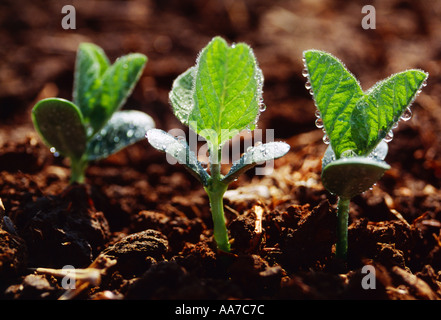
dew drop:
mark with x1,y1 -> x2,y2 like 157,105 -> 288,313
384,130 -> 394,143
315,118 -> 324,129
422,80 -> 427,87
126,129 -> 134,138
315,109 -> 321,118
246,146 -> 253,153
341,149 -> 356,158
259,104 -> 267,112
392,122 -> 399,129
302,68 -> 309,77
305,81 -> 311,90
322,135 -> 330,144
401,107 -> 412,121
309,89 -> 314,95
113,136 -> 120,143
50,147 -> 60,157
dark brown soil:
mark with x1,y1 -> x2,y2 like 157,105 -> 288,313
1,0 -> 441,301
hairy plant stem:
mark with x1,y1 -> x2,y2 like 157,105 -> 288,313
70,157 -> 88,184
206,145 -> 230,252
336,197 -> 350,260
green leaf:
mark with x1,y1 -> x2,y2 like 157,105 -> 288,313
146,129 -> 210,186
73,43 -> 110,120
321,157 -> 390,199
169,67 -> 196,126
321,139 -> 390,199
303,50 -> 364,158
351,70 -> 428,155
86,110 -> 155,161
170,36 -> 264,148
303,50 -> 428,158
88,53 -> 148,134
221,141 -> 290,185
32,98 -> 87,160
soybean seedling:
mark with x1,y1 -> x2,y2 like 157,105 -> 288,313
147,37 -> 290,252
32,43 -> 154,184
302,50 -> 428,260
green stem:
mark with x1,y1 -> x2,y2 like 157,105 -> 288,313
335,197 -> 350,260
70,157 -> 88,184
206,145 -> 230,252
207,184 -> 229,252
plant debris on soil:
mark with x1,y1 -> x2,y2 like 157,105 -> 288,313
1,0 -> 441,301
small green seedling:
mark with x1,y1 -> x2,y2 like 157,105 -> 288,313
302,49 -> 428,260
32,43 -> 154,183
147,37 -> 290,252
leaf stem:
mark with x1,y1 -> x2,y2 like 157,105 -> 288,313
70,157 -> 88,184
206,145 -> 230,252
335,197 -> 351,260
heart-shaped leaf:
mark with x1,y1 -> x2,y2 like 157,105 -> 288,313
72,44 -> 147,136
73,43 -> 110,121
87,53 -> 147,135
169,66 -> 195,126
32,98 -> 87,160
86,110 -> 155,161
303,50 -> 363,158
351,70 -> 428,155
303,50 -> 428,158
222,141 -> 290,185
170,37 -> 264,148
146,129 -> 210,186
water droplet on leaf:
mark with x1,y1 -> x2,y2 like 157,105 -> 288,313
341,149 -> 356,158
401,107 -> 412,121
305,81 -> 311,90
302,68 -> 309,77
322,135 -> 330,144
384,130 -> 394,143
315,118 -> 324,129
